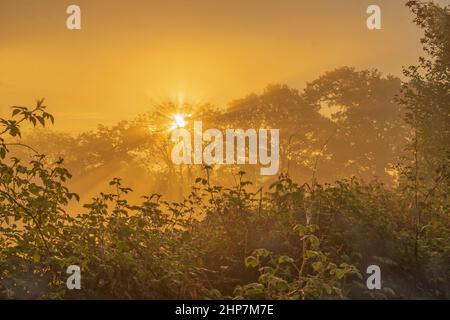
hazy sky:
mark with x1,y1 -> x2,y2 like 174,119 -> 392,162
0,0 -> 446,131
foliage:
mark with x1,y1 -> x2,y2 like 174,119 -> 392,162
0,109 -> 448,299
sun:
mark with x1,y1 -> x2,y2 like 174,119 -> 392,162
169,113 -> 191,131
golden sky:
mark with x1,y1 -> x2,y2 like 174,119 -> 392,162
0,0 -> 445,132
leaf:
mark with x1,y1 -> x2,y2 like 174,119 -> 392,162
312,261 -> 322,271
324,284 -> 333,295
294,224 -> 307,236
277,255 -> 294,264
334,269 -> 345,279
208,289 -> 222,298
253,248 -> 270,258
269,276 -> 288,291
242,283 -> 264,297
36,116 -> 45,126
308,235 -> 320,248
245,256 -> 259,268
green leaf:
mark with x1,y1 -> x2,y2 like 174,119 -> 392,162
208,289 -> 222,298
308,235 -> 320,248
268,276 -> 288,291
253,248 -> 270,258
294,224 -> 307,236
334,269 -> 345,279
277,255 -> 294,264
245,256 -> 259,268
312,261 -> 322,271
242,283 -> 264,297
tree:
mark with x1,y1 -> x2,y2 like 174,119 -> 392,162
396,0 -> 450,279
303,67 -> 406,183
400,0 -> 449,186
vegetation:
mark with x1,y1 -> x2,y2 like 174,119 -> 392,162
0,0 -> 448,299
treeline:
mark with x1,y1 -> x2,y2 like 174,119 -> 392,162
15,67 -> 406,201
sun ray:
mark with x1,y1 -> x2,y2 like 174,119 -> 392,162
169,113 -> 190,131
